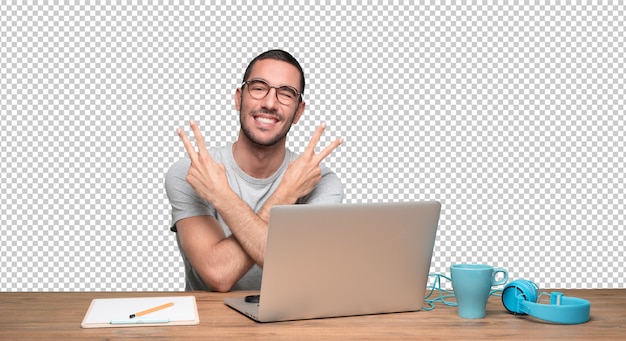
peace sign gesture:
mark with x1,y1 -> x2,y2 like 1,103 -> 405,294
177,119 -> 231,203
278,122 -> 343,200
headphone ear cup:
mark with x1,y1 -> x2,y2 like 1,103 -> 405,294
501,279 -> 539,314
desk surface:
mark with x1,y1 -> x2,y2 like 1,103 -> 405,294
1,289 -> 624,340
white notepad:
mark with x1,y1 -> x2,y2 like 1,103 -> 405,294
81,296 -> 199,328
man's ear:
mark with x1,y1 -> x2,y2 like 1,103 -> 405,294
234,87 -> 243,111
292,100 -> 306,124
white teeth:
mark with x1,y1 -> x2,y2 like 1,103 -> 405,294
256,117 -> 276,124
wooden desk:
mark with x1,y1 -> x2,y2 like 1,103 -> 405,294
1,289 -> 624,340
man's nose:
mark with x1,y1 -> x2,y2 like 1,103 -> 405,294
261,87 -> 280,109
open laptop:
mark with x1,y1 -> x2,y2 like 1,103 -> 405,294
224,201 -> 441,322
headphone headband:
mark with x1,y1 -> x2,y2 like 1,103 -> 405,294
501,280 -> 590,324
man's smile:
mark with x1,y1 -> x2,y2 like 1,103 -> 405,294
252,111 -> 282,128
254,116 -> 279,125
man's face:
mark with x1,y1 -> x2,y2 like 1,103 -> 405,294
235,59 -> 305,147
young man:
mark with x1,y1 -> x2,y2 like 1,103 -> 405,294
165,50 -> 344,292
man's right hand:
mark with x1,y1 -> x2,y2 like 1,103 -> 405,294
277,122 -> 343,201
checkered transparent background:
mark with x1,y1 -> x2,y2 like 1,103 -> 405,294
1,3 -> 624,291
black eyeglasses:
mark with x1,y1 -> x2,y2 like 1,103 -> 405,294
242,79 -> 302,105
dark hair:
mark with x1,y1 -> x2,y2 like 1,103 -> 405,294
242,49 -> 305,95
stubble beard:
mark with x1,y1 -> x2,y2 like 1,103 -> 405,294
240,109 -> 296,147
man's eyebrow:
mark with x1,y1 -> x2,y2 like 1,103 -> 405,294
249,77 -> 299,90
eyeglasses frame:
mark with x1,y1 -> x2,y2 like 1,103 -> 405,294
241,78 -> 302,105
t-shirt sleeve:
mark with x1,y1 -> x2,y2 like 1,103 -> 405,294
164,157 -> 216,231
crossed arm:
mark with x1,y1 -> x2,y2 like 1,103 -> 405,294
174,120 -> 342,292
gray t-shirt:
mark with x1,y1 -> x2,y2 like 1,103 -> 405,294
165,142 -> 344,291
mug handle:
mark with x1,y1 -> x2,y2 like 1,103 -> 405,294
492,268 -> 509,286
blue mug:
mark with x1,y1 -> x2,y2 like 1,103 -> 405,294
451,264 -> 508,319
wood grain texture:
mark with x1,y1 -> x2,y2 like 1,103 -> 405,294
1,289 -> 624,340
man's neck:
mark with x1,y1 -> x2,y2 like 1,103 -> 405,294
232,137 -> 286,179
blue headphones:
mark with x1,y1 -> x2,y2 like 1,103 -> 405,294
501,279 -> 591,324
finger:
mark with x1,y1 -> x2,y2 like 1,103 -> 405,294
177,127 -> 198,163
315,137 -> 343,163
304,122 -> 327,154
189,119 -> 210,158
